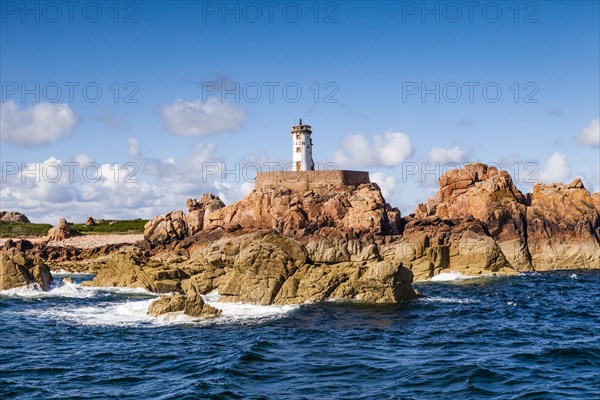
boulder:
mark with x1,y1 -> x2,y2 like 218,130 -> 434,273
143,210 -> 188,245
0,211 -> 30,223
1,248 -> 53,290
47,218 -> 80,241
148,284 -> 221,318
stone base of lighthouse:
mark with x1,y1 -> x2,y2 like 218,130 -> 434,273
255,170 -> 370,192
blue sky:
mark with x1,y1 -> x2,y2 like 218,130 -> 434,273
1,1 -> 599,223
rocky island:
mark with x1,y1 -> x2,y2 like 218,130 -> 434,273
2,162 -> 598,319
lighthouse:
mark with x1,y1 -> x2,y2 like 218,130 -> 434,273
291,118 -> 314,171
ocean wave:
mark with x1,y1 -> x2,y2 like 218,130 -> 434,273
0,280 -> 157,299
430,271 -> 477,282
24,299 -> 164,327
203,292 -> 299,325
51,269 -> 95,277
419,296 -> 480,304
8,290 -> 299,327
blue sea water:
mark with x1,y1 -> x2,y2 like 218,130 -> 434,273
1,270 -> 599,399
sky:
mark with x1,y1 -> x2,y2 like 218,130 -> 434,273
1,0 -> 599,223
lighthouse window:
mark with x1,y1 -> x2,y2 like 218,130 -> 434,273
296,134 -> 300,140
296,147 -> 301,153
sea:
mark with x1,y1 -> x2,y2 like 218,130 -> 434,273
1,270 -> 599,399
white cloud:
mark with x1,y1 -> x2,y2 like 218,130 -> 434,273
160,98 -> 246,137
370,171 -> 397,199
73,153 -> 94,166
333,131 -> 413,168
539,152 -> 571,183
577,119 -> 599,148
128,137 -> 140,157
428,145 -> 473,163
0,101 -> 79,146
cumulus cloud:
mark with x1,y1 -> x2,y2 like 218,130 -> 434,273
0,101 -> 79,146
333,131 -> 413,168
3,135 -> 268,223
370,171 -> 398,199
577,119 -> 599,148
539,152 -> 571,183
73,153 -> 94,166
160,98 -> 246,136
428,145 -> 473,164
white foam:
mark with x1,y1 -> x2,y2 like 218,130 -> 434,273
0,280 -> 155,299
203,292 -> 299,324
25,299 -> 162,327
420,296 -> 479,304
430,271 -> 476,282
570,273 -> 578,280
51,269 -> 94,277
10,290 -> 299,327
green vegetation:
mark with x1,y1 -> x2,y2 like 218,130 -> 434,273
0,219 -> 148,237
0,223 -> 52,237
72,219 -> 148,234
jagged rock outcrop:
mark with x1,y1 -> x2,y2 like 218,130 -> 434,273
143,184 -> 401,266
181,231 -> 415,305
1,249 -> 53,290
81,231 -> 416,305
526,178 -> 600,270
414,163 -> 600,272
47,218 -> 80,241
415,163 -> 531,270
0,211 -> 30,223
203,183 -> 401,238
143,193 -> 225,246
81,247 -> 189,293
186,193 -> 226,236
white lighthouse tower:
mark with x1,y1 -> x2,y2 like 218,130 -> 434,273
291,118 -> 314,171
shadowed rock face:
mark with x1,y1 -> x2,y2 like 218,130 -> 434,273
182,232 -> 415,305
0,249 -> 53,290
381,216 -> 515,281
85,233 -> 417,308
414,164 -> 600,272
81,246 -> 189,293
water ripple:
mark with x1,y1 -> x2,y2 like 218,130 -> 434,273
1,270 -> 599,399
